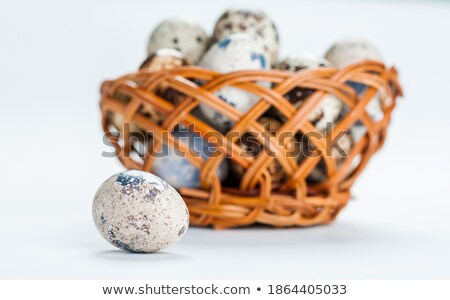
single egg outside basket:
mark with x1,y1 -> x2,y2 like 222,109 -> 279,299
99,59 -> 402,229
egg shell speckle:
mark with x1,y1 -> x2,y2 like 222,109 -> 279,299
147,19 -> 208,64
92,170 -> 189,253
213,9 -> 279,64
199,33 -> 269,131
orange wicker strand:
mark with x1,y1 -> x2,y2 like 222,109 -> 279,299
99,61 -> 402,229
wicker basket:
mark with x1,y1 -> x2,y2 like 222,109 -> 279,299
99,61 -> 402,229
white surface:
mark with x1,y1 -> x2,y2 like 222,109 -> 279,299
1,0 -> 450,279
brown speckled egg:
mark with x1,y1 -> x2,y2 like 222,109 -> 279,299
199,33 -> 269,131
232,117 -> 298,183
213,9 -> 279,64
147,19 -> 208,64
92,170 -> 189,253
276,53 -> 343,132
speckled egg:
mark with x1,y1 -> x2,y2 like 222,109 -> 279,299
213,9 -> 279,64
232,116 -> 298,183
325,39 -> 385,139
199,33 -> 269,131
324,39 -> 383,68
151,126 -> 229,189
276,53 -> 343,132
301,131 -> 354,183
147,19 -> 208,64
92,170 -> 189,253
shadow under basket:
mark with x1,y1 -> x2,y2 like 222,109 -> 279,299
99,61 -> 402,229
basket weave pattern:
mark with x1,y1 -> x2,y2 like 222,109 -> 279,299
100,61 -> 402,229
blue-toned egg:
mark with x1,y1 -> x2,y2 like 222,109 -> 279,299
151,126 -> 229,189
199,33 -> 269,131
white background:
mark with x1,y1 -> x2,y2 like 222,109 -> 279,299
1,0 -> 449,279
